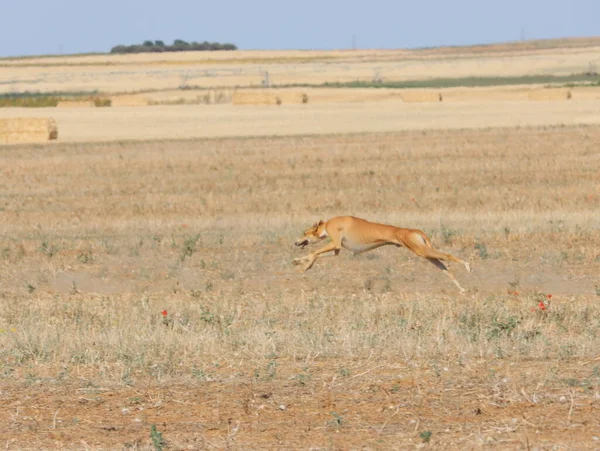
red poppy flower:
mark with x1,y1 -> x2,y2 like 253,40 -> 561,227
538,302 -> 546,311
546,294 -> 552,299
161,310 -> 168,316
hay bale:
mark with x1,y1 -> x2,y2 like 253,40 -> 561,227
401,91 -> 443,103
110,95 -> 149,107
56,100 -> 96,108
0,118 -> 58,144
527,89 -> 572,101
232,90 -> 308,105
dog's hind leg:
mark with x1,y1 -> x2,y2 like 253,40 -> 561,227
405,231 -> 471,273
426,257 -> 466,293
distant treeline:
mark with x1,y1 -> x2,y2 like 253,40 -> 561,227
110,40 -> 237,54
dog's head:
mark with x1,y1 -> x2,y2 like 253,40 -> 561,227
295,220 -> 327,248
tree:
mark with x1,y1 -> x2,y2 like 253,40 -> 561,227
109,39 -> 236,54
110,45 -> 128,54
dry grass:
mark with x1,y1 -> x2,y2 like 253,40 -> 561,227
1,126 -> 599,448
0,117 -> 58,144
1,126 -> 599,365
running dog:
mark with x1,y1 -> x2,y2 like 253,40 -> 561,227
293,216 -> 471,292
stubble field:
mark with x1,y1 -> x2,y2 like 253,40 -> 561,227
2,37 -> 600,93
1,125 -> 600,449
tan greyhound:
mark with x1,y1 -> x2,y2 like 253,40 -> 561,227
293,216 -> 471,292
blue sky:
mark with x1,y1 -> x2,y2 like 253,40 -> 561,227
1,0 -> 598,57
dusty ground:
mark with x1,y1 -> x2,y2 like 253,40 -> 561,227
1,126 -> 599,449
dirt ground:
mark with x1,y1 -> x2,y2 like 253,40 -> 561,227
1,127 -> 600,449
2,359 -> 600,450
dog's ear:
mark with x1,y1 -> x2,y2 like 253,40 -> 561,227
318,220 -> 324,226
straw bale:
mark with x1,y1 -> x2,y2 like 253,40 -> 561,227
232,90 -> 308,105
56,100 -> 96,108
0,118 -> 58,144
400,91 -> 443,103
527,89 -> 572,101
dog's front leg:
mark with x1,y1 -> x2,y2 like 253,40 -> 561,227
293,242 -> 339,271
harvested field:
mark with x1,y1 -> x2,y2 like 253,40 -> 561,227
0,117 -> 57,144
2,41 -> 600,94
1,125 -> 599,449
2,99 -> 600,142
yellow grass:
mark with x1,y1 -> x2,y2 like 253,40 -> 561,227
0,117 -> 58,144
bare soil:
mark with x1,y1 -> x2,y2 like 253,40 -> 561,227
2,360 -> 600,450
